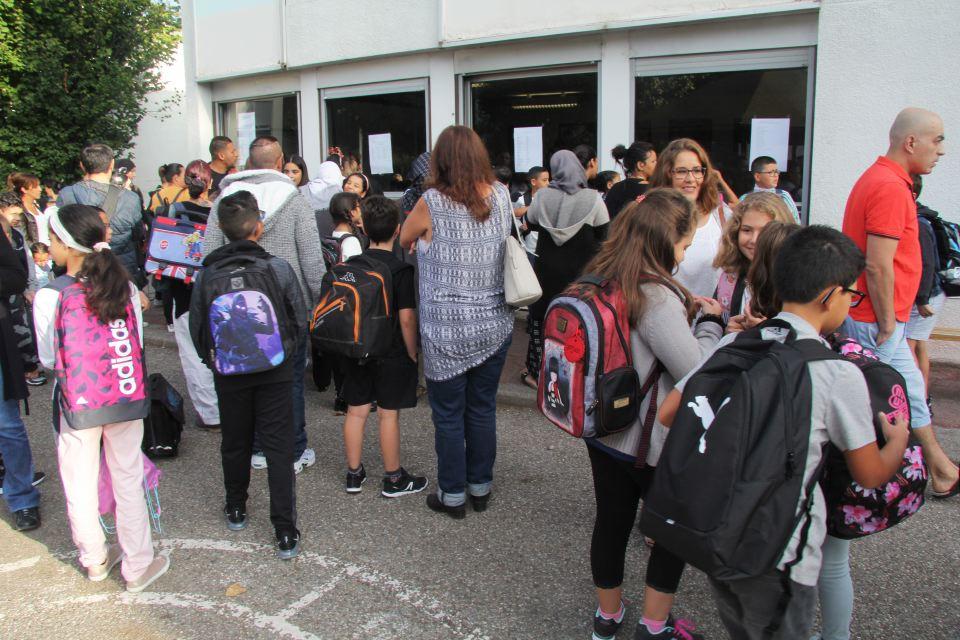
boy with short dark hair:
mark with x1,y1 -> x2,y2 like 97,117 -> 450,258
657,226 -> 910,639
341,196 -> 427,497
189,190 -> 306,559
747,155 -> 800,223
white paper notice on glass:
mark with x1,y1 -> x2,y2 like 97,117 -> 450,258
237,112 -> 257,167
749,118 -> 791,171
513,126 -> 543,173
368,133 -> 394,175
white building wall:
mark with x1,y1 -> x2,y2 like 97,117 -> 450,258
132,0 -> 960,232
809,0 -> 960,228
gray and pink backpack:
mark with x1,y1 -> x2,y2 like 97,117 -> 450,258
48,275 -> 149,429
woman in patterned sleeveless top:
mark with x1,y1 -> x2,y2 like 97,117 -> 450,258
400,126 -> 515,519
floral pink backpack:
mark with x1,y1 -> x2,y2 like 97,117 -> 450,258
820,336 -> 928,538
49,275 -> 150,430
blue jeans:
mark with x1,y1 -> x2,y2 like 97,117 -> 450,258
0,365 -> 39,512
841,318 -> 932,428
427,338 -> 511,506
815,535 -> 853,640
254,333 -> 308,458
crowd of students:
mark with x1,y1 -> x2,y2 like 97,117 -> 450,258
0,105 -> 954,638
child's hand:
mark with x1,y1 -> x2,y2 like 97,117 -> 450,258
742,306 -> 766,329
879,412 -> 909,444
727,314 -> 747,333
696,296 -> 722,317
918,304 -> 935,318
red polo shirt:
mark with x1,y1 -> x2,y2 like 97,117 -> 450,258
842,156 -> 921,323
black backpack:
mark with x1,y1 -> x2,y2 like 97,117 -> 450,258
639,320 -> 838,581
141,374 -> 184,458
320,233 -> 360,270
310,254 -> 393,360
918,207 -> 960,297
194,254 -> 297,376
819,337 -> 927,538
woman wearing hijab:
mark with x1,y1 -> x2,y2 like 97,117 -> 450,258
521,150 -> 610,388
300,161 -> 344,213
401,152 -> 431,214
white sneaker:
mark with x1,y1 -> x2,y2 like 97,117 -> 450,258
87,543 -> 123,582
293,448 -> 316,475
251,453 -> 268,469
166,324 -> 175,333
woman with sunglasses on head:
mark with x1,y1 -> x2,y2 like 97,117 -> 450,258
649,139 -> 733,300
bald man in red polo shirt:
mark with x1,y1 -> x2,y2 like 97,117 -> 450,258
841,107 -> 957,499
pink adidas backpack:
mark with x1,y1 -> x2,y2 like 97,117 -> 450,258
49,275 -> 149,429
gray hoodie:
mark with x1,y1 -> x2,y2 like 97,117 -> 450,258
205,169 -> 325,307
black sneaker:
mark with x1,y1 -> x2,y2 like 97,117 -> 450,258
14,506 -> 40,531
426,493 -> 466,519
592,602 -> 625,640
333,396 -> 348,415
633,616 -> 704,640
0,471 -> 46,496
469,492 -> 492,512
345,466 -> 367,494
276,530 -> 300,560
224,504 -> 248,531
382,468 -> 428,498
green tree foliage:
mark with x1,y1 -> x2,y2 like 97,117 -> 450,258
0,0 -> 180,183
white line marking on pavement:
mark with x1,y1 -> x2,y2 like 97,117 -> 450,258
275,570 -> 345,619
43,538 -> 491,640
0,555 -> 41,573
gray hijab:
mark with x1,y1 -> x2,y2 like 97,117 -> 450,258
548,150 -> 588,195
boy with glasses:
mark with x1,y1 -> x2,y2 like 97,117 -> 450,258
747,156 -> 800,223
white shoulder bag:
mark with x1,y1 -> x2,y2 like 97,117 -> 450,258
503,197 -> 542,308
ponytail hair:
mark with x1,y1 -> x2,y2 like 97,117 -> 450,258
54,204 -> 131,324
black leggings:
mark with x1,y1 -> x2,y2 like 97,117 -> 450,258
587,444 -> 686,594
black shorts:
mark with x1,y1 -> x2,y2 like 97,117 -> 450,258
342,353 -> 418,410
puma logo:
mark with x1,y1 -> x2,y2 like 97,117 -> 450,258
687,395 -> 731,454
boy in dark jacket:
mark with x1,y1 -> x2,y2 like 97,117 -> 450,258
0,228 -> 43,531
906,174 -> 946,409
189,190 -> 306,559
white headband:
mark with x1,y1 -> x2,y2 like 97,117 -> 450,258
48,210 -> 110,254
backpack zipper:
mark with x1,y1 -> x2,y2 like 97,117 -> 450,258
332,282 -> 361,342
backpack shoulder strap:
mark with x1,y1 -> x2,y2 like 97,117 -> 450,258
45,274 -> 77,293
102,184 -> 122,219
730,274 -> 747,316
789,338 -> 842,363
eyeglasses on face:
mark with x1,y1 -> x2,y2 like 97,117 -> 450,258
671,167 -> 706,179
820,286 -> 866,308
757,169 -> 781,176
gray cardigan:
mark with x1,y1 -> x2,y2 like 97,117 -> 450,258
204,170 -> 325,307
593,282 -> 723,466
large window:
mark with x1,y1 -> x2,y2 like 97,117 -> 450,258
219,94 -> 300,167
324,84 -> 428,195
634,50 -> 813,212
469,70 -> 598,175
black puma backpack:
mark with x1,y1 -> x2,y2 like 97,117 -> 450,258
640,319 -> 838,581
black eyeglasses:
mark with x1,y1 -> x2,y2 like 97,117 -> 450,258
757,169 -> 780,176
821,286 -> 866,308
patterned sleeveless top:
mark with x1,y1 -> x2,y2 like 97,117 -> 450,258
418,182 -> 514,381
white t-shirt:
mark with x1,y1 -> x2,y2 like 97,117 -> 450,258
676,312 -> 876,586
676,205 -> 728,299
332,229 -> 363,261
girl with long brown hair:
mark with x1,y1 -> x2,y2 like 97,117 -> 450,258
400,125 -> 514,519
582,188 -> 722,640
650,138 -> 732,300
712,191 -> 795,322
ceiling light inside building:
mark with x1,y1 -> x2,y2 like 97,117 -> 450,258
511,103 -> 579,110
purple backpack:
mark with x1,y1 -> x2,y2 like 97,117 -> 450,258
820,337 -> 928,538
49,275 -> 149,429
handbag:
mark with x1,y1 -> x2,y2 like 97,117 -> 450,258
503,203 -> 542,307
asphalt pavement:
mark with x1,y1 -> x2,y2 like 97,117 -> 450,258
1,335 -> 958,639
